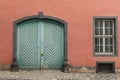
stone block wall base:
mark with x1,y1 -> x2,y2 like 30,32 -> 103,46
115,68 -> 120,73
68,66 -> 96,73
0,64 -> 10,70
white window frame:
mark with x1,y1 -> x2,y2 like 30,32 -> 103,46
93,17 -> 117,56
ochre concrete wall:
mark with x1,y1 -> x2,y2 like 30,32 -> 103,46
0,0 -> 120,68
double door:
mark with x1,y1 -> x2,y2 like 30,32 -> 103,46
16,19 -> 64,69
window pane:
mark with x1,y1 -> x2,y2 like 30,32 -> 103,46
110,46 -> 113,52
100,38 -> 103,44
95,38 -> 99,44
95,20 -> 103,35
105,46 -> 109,52
95,28 -> 99,35
105,21 -> 109,27
95,46 -> 99,52
95,21 -> 99,27
100,46 -> 103,52
95,20 -> 103,27
110,28 -> 112,35
105,21 -> 111,27
100,21 -> 103,27
110,21 -> 113,28
105,38 -> 109,44
105,38 -> 113,45
100,28 -> 103,35
110,38 -> 113,44
105,28 -> 109,35
105,21 -> 113,35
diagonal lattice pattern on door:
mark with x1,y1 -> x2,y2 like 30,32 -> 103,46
17,20 -> 39,69
41,20 -> 64,69
16,19 -> 64,69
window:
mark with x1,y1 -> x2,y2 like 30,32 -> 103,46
96,62 -> 115,73
93,17 -> 117,56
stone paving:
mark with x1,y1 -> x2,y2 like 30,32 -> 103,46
0,70 -> 120,80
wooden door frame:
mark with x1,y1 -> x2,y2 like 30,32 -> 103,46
11,12 -> 68,72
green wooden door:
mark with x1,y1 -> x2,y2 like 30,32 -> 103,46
40,20 -> 64,69
17,20 -> 40,69
17,19 -> 64,69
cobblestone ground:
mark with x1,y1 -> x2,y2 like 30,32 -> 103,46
0,70 -> 120,80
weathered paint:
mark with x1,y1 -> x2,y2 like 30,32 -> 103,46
0,0 -> 120,68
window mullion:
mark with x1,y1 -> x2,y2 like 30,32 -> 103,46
108,21 -> 110,53
112,20 -> 114,54
98,21 -> 100,53
103,20 -> 105,54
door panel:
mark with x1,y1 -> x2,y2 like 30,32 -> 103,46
17,20 -> 40,69
41,20 -> 64,69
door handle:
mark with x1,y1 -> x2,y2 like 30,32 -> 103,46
40,51 -> 43,56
